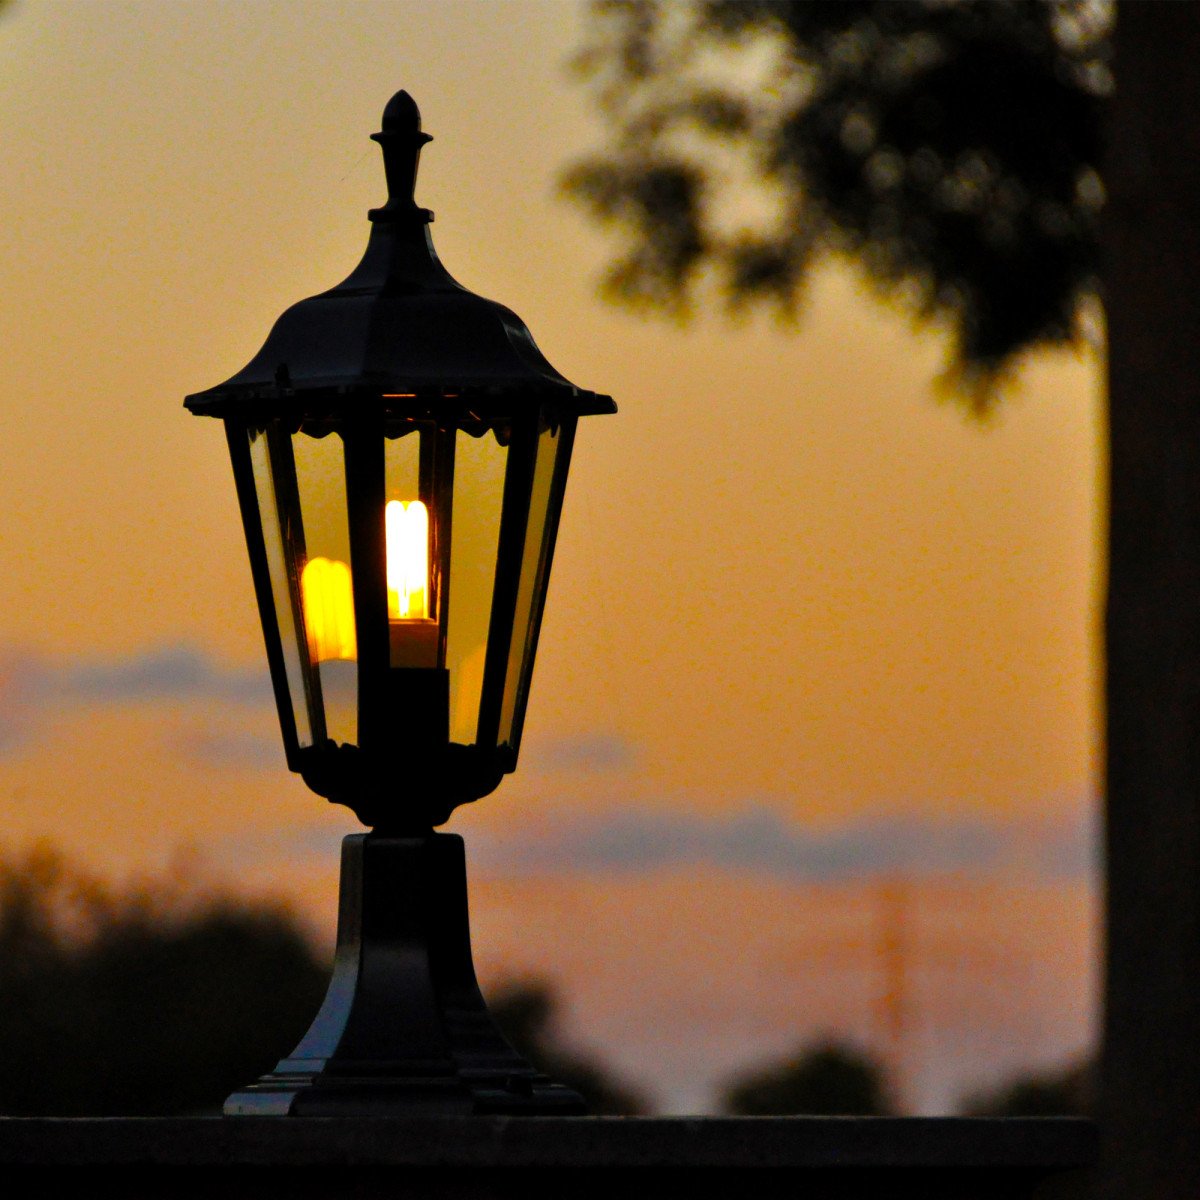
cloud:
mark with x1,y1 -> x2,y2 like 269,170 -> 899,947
0,654 -> 54,751
214,822 -> 345,869
209,795 -> 1098,886
523,733 -> 636,774
0,642 -> 274,755
172,729 -> 283,771
468,804 -> 1099,884
59,645 -> 271,706
1023,804 -> 1101,880
213,801 -> 1098,885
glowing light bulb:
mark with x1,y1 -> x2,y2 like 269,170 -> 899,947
385,499 -> 438,668
385,499 -> 429,619
301,557 -> 357,662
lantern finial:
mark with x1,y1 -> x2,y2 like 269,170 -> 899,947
381,89 -> 422,133
369,89 -> 434,224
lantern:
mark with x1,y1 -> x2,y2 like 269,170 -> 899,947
186,91 -> 614,830
185,92 -> 615,1115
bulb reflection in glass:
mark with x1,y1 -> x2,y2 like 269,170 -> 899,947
301,556 -> 356,662
300,499 -> 437,670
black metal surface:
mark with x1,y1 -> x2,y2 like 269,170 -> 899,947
343,415 -> 389,766
476,414 -> 538,752
225,422 -> 301,769
184,92 -> 615,419
0,1115 -> 1098,1200
424,422 -> 456,667
224,833 -> 585,1116
505,415 -> 577,756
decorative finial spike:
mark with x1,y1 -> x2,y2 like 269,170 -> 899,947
381,89 -> 422,134
369,89 -> 434,225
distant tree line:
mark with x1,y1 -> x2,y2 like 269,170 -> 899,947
0,846 -> 645,1116
0,846 -> 1088,1116
719,1038 -> 1091,1117
487,979 -> 648,1115
723,1040 -> 894,1115
0,845 -> 329,1115
959,1057 -> 1093,1119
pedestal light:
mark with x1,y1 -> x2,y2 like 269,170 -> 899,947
185,91 -> 615,1115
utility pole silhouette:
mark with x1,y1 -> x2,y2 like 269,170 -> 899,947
778,877 -> 1021,1112
871,877 -> 912,1103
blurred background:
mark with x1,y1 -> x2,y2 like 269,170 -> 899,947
0,0 -> 1099,1116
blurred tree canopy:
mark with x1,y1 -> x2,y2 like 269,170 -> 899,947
0,845 -> 330,1115
488,978 -> 647,1114
720,1039 -> 894,1115
0,849 -> 646,1116
959,1057 -> 1094,1117
564,0 -> 1110,404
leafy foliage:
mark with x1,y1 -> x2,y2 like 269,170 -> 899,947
0,848 -> 648,1116
0,845 -> 330,1115
720,1038 -> 895,1115
488,978 -> 648,1114
565,0 -> 1111,406
959,1057 -> 1094,1116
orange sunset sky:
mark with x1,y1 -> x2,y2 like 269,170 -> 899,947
0,1 -> 1101,1113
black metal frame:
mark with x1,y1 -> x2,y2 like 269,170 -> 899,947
506,412 -> 577,755
191,86 -> 613,831
227,422 -> 304,769
223,400 -> 577,829
189,89 -> 615,1116
225,832 -> 586,1116
475,411 -> 538,751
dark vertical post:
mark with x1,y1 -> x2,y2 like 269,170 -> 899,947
1103,7 -> 1200,1197
224,833 -> 586,1115
345,414 -> 389,756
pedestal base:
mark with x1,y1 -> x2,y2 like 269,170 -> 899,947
225,833 -> 585,1116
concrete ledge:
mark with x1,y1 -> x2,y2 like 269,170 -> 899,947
0,1116 -> 1097,1199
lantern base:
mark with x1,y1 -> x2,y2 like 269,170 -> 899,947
224,832 -> 586,1116
299,742 -> 507,828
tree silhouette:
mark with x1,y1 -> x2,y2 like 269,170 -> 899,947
564,0 -> 1108,405
571,7 -> 1200,1195
0,848 -> 653,1116
959,1058 -> 1094,1118
488,978 -> 647,1114
0,845 -> 330,1115
720,1039 -> 895,1116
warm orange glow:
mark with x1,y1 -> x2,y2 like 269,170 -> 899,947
385,499 -> 429,619
385,499 -> 438,667
298,505 -> 435,669
301,556 -> 357,662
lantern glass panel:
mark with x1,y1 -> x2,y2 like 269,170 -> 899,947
248,425 -> 313,749
384,425 -> 421,499
446,427 -> 508,745
292,428 -> 357,747
384,421 -> 444,671
243,408 -> 573,778
498,420 -> 565,748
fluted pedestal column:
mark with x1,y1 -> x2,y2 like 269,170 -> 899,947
225,832 -> 584,1116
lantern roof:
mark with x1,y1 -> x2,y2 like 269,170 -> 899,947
185,91 -> 616,419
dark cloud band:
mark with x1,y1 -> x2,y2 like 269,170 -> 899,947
0,643 -> 273,754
